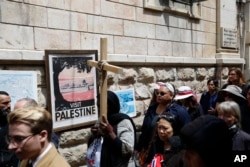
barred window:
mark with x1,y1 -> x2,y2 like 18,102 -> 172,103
174,0 -> 191,5
144,0 -> 204,19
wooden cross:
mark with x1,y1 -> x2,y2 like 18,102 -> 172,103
87,38 -> 123,117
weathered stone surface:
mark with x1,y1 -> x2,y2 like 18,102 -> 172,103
118,68 -> 137,84
155,68 -> 175,81
148,40 -> 172,56
0,24 -> 34,49
134,83 -> 151,99
207,67 -> 216,78
114,36 -> 147,55
59,128 -> 91,147
221,67 -> 229,79
196,68 -> 207,80
138,68 -> 155,83
107,71 -> 116,85
38,88 -> 47,108
124,20 -> 155,38
135,100 -> 144,116
34,28 -> 81,50
59,144 -> 86,166
177,68 -> 195,81
0,1 -> 47,27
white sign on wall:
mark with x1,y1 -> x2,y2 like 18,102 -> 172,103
0,70 -> 37,110
221,27 -> 237,49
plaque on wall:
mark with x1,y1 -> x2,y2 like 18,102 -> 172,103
221,27 -> 237,49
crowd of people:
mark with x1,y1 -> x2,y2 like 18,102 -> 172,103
1,67 -> 250,167
134,67 -> 250,167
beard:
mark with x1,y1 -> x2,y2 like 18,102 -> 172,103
0,108 -> 10,121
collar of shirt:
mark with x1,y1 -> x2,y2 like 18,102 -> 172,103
32,143 -> 52,167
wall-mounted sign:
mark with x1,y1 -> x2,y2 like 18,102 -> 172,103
114,88 -> 136,118
0,70 -> 37,110
45,50 -> 98,131
221,27 -> 237,49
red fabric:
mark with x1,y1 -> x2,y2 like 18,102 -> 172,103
148,154 -> 164,167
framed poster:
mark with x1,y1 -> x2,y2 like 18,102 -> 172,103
114,88 -> 136,117
45,50 -> 98,131
0,70 -> 37,110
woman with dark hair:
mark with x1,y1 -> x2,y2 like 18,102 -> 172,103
200,79 -> 219,115
86,91 -> 136,167
146,113 -> 182,167
135,83 -> 190,166
174,86 -> 203,121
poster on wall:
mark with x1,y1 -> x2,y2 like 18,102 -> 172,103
45,50 -> 98,131
0,70 -> 37,110
114,88 -> 137,117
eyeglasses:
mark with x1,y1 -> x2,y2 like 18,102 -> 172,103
158,114 -> 175,123
6,134 -> 35,146
155,91 -> 167,96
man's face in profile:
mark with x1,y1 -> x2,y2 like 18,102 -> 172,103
0,94 -> 11,118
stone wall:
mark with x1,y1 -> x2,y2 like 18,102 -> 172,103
0,0 -> 219,61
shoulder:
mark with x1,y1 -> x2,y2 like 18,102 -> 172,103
145,103 -> 157,114
47,147 -> 70,167
201,91 -> 208,96
200,91 -> 212,99
166,149 -> 209,167
118,119 -> 133,128
20,160 -> 29,167
238,130 -> 250,140
144,105 -> 158,121
169,103 -> 185,111
221,83 -> 229,89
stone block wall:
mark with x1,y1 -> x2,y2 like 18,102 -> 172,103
0,0 -> 217,60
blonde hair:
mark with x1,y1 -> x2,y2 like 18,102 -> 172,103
217,101 -> 241,127
8,106 -> 52,141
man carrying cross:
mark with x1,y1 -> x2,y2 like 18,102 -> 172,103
85,38 -> 137,167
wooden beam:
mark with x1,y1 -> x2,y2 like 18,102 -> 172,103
87,60 -> 123,74
100,38 -> 108,117
87,38 -> 124,117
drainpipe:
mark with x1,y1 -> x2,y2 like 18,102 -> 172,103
236,0 -> 246,75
